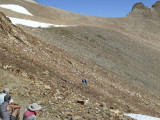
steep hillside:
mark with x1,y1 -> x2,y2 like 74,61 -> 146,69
0,11 -> 137,120
22,25 -> 160,99
0,0 -> 160,119
16,1 -> 160,101
19,1 -> 160,99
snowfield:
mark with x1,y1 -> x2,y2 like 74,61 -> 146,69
0,4 -> 33,16
124,113 -> 160,120
9,17 -> 75,28
0,4 -> 75,28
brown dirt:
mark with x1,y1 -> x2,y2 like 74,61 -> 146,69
0,0 -> 160,119
0,11 -> 137,120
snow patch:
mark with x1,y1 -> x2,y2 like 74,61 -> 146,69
8,17 -> 75,28
24,0 -> 38,4
0,4 -> 33,16
124,113 -> 160,120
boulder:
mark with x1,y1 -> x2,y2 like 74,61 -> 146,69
72,115 -> 82,120
61,77 -> 67,82
3,65 -> 12,70
44,85 -> 51,90
77,100 -> 85,105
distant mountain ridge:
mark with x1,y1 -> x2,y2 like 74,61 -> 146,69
128,1 -> 160,18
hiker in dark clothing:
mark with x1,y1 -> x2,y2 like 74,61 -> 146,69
82,79 -> 88,85
84,79 -> 88,84
82,79 -> 85,84
0,95 -> 21,120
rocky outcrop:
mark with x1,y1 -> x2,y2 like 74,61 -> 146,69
152,1 -> 160,8
152,1 -> 160,16
128,2 -> 153,18
131,2 -> 148,11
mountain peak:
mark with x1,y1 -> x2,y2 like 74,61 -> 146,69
131,2 -> 148,11
152,1 -> 160,8
128,2 -> 151,17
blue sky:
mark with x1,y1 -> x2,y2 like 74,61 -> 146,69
36,0 -> 158,17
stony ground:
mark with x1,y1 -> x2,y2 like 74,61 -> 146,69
21,26 -> 160,101
0,12 -> 135,120
0,68 -> 134,120
0,0 -> 160,119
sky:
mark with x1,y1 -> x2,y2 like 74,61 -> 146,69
36,0 -> 158,17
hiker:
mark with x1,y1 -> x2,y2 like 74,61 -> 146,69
82,79 -> 88,85
0,88 -> 14,105
82,79 -> 85,84
84,79 -> 88,84
23,103 -> 42,120
0,95 -> 21,120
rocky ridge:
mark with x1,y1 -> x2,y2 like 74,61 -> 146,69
128,1 -> 160,18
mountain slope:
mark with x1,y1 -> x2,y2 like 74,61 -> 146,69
0,0 -> 160,119
17,1 -> 160,100
0,11 -> 140,120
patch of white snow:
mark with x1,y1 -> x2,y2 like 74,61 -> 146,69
124,113 -> 160,120
8,17 -> 75,28
25,0 -> 38,4
0,4 -> 33,16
